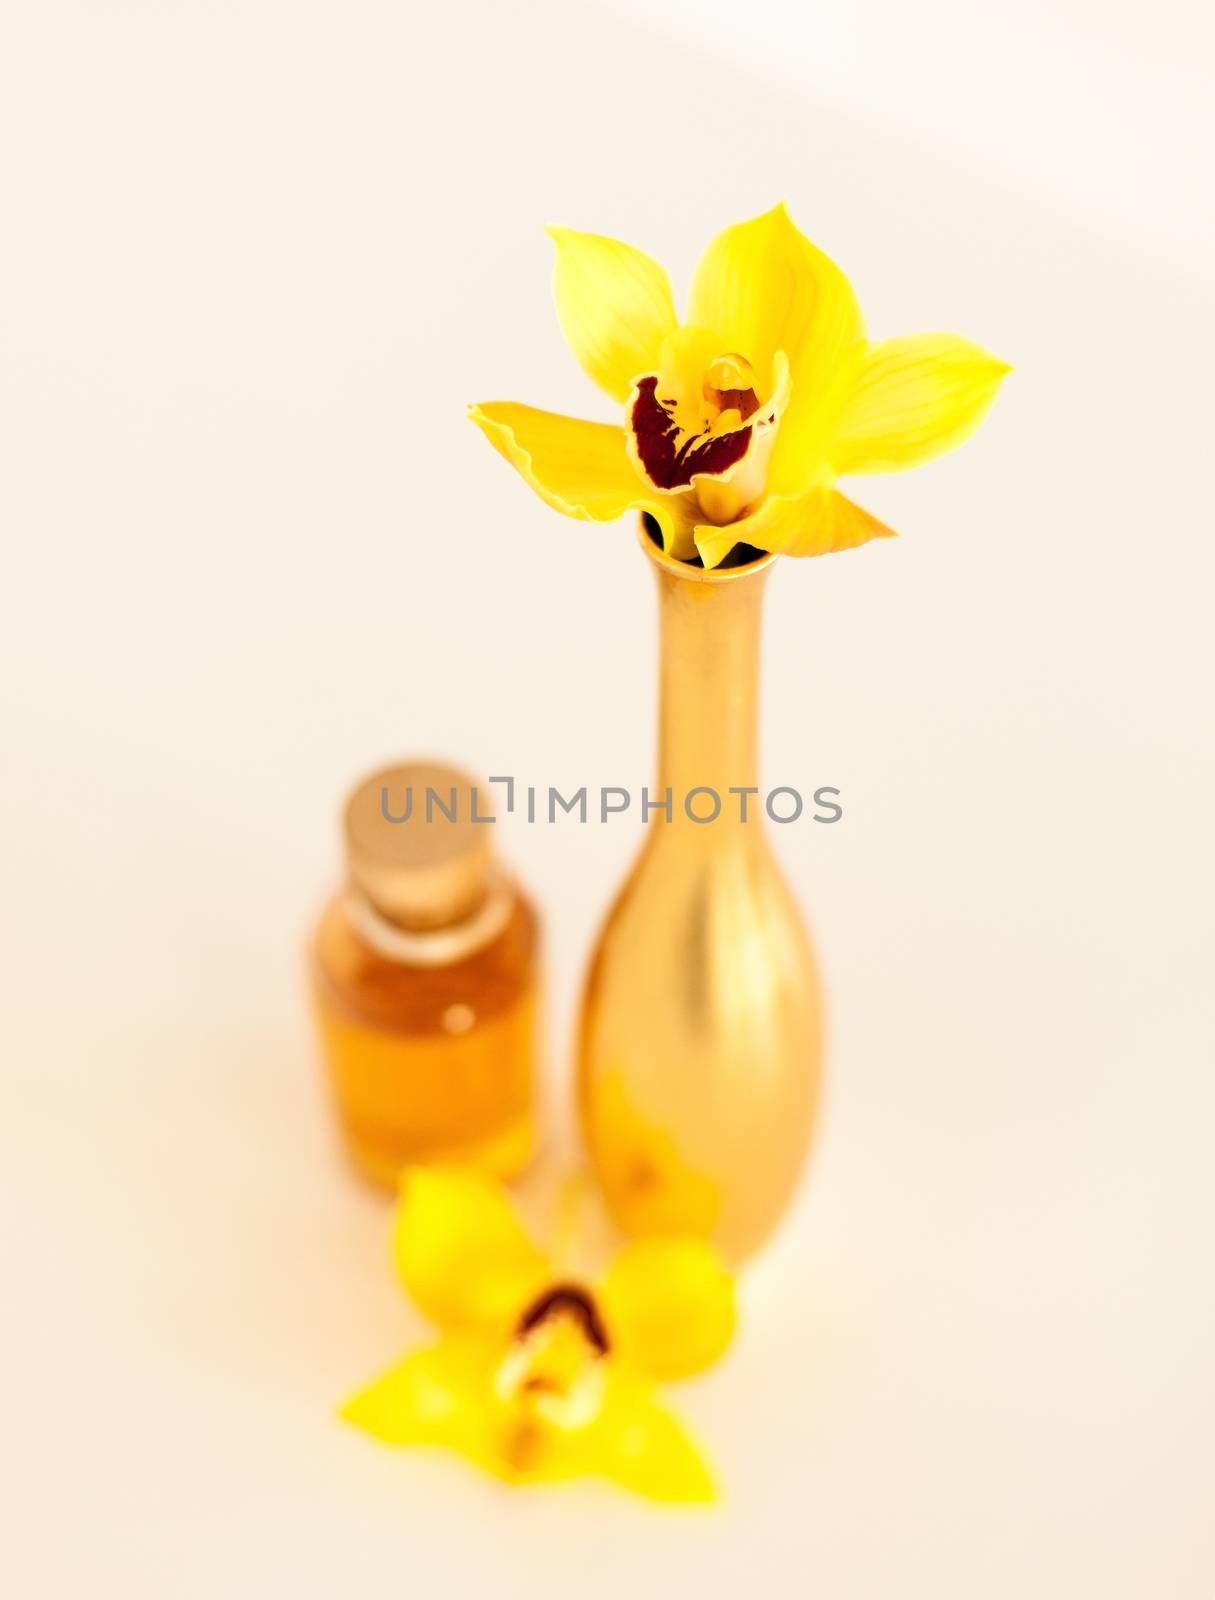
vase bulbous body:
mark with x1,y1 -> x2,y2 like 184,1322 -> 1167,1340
577,520 -> 824,1263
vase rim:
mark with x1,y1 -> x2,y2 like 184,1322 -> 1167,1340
636,514 -> 777,584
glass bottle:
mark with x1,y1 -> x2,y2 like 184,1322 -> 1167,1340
311,760 -> 540,1188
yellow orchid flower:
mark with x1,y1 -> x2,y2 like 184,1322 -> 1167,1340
341,1166 -> 735,1503
470,203 -> 1008,568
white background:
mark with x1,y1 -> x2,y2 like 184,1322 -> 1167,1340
2,1 -> 1213,1594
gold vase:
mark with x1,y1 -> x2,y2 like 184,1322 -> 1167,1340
577,518 -> 824,1262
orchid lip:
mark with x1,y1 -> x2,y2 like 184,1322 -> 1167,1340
628,375 -> 754,492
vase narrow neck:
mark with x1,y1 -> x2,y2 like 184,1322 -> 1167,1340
652,556 -> 768,827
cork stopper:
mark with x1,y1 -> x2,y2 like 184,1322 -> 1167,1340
344,760 -> 494,931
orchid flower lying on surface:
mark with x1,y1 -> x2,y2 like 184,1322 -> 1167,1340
470,203 -> 1008,568
342,1167 -> 735,1502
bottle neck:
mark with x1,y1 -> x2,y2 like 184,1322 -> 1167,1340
652,555 -> 768,829
349,872 -> 515,965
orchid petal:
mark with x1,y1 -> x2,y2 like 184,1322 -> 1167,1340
601,1236 -> 736,1381
833,333 -> 1010,474
341,1336 -> 496,1450
470,401 -> 697,559
548,226 -> 678,402
593,1366 -> 716,1503
695,484 -> 897,567
689,203 -> 865,496
393,1166 -> 549,1333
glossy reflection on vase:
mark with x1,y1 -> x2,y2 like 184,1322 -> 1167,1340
577,518 -> 824,1263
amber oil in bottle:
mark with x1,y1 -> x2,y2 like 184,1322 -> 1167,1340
311,761 -> 540,1187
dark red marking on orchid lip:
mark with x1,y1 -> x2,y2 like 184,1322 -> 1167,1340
630,375 -> 752,490
518,1283 -> 610,1354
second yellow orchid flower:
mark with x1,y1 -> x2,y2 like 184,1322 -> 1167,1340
342,1167 -> 735,1502
470,203 -> 1008,568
